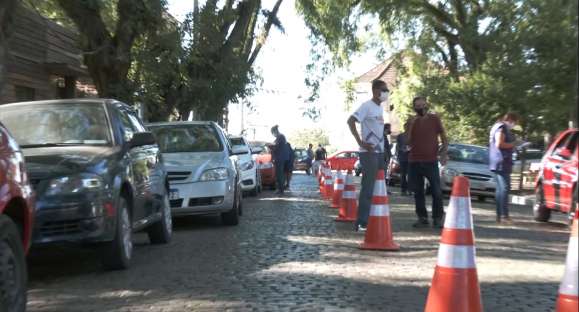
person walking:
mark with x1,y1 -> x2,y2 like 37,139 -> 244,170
489,113 -> 520,224
313,144 -> 327,176
306,143 -> 314,175
396,121 -> 411,196
347,79 -> 389,232
407,96 -> 448,229
271,125 -> 289,195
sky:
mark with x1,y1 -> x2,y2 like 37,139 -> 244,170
167,0 -> 388,148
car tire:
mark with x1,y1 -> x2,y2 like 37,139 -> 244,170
533,184 -> 551,222
249,182 -> 259,197
0,215 -> 27,312
222,188 -> 240,226
147,191 -> 173,245
102,197 -> 133,270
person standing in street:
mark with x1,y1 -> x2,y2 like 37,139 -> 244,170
347,79 -> 389,232
408,96 -> 448,229
313,144 -> 327,176
396,120 -> 411,196
383,123 -> 393,194
306,143 -> 314,175
285,142 -> 295,190
489,113 -> 520,224
271,125 -> 289,195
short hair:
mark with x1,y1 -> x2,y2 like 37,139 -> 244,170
500,112 -> 520,122
412,96 -> 427,105
372,79 -> 388,91
271,125 -> 279,132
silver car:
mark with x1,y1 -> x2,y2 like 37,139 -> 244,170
440,144 -> 495,201
147,121 -> 243,225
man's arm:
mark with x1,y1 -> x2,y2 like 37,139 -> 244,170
495,131 -> 516,149
347,115 -> 374,151
438,119 -> 449,165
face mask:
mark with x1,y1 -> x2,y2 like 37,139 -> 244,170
414,108 -> 426,116
379,91 -> 389,102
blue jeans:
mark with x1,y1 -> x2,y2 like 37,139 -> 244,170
275,161 -> 286,192
493,171 -> 511,218
409,162 -> 444,221
357,152 -> 385,227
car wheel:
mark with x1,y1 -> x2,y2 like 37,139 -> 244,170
147,191 -> 173,244
533,184 -> 551,222
102,197 -> 133,270
222,188 -> 240,226
0,215 -> 27,312
477,195 -> 486,202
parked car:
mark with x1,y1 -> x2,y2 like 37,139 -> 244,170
534,128 -> 578,223
512,148 -> 544,189
229,135 -> 261,196
148,122 -> 243,225
327,151 -> 359,171
293,148 -> 310,173
0,122 -> 34,312
0,99 -> 172,270
250,142 -> 276,188
441,144 -> 494,201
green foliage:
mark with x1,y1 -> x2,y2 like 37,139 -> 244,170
298,0 -> 578,144
288,128 -> 329,149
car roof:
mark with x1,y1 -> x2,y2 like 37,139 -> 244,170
449,143 -> 487,149
146,121 -> 217,127
1,98 -> 111,108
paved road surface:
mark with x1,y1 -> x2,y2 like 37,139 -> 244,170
27,173 -> 571,311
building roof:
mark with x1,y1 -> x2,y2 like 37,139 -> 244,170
355,58 -> 395,83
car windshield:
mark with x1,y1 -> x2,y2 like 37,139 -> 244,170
149,124 -> 223,153
0,102 -> 111,147
447,145 -> 489,164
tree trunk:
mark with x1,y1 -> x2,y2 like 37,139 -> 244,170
0,0 -> 18,97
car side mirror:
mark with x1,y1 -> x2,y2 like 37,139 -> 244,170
130,132 -> 156,148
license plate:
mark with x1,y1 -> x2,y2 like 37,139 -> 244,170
169,189 -> 179,200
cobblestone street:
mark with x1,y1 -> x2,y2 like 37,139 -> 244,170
26,173 -> 571,312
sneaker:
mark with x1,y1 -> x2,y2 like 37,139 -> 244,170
354,224 -> 367,232
274,190 -> 284,195
502,217 -> 514,225
412,219 -> 430,228
432,219 -> 444,229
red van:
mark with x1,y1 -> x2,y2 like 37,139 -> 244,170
534,128 -> 578,223
0,122 -> 35,312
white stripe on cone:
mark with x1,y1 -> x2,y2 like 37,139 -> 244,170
342,191 -> 356,199
369,204 -> 390,217
444,196 -> 473,230
437,244 -> 477,269
559,237 -> 579,296
373,178 -> 387,196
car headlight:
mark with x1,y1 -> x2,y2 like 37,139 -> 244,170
200,168 -> 229,181
442,168 -> 460,178
259,163 -> 273,169
240,161 -> 255,171
45,174 -> 103,196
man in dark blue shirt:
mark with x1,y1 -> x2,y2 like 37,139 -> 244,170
271,125 -> 289,194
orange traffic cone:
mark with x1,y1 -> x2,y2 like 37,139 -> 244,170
336,170 -> 357,222
359,170 -> 400,251
331,170 -> 344,208
556,207 -> 578,312
424,176 -> 482,312
324,170 -> 334,201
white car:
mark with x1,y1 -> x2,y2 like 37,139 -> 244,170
147,121 -> 244,225
441,144 -> 495,201
229,135 -> 261,196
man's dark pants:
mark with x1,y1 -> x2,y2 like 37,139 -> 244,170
275,161 -> 286,192
399,160 -> 409,192
357,152 -> 385,227
409,161 -> 444,221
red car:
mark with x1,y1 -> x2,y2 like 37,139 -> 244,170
327,151 -> 359,171
0,122 -> 34,312
534,128 -> 578,223
251,143 -> 276,188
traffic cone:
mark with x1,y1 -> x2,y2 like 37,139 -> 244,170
359,169 -> 400,251
324,170 -> 334,201
556,207 -> 578,312
424,176 -> 482,312
331,170 -> 344,208
336,170 -> 357,222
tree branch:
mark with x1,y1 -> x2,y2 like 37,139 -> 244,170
421,0 -> 459,30
248,0 -> 283,65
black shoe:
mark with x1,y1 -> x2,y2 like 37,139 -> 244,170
432,219 -> 444,229
412,219 -> 429,228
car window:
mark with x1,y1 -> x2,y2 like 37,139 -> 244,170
149,124 -> 223,153
553,132 -> 578,159
230,137 -> 246,147
447,145 -> 489,164
118,110 -> 138,142
0,102 -> 111,146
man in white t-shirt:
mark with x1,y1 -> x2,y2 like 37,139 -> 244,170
347,79 -> 389,232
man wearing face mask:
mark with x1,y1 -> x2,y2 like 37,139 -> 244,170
407,96 -> 448,229
347,79 -> 389,232
489,113 -> 520,224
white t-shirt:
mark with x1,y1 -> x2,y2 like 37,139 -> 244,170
352,99 -> 385,153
